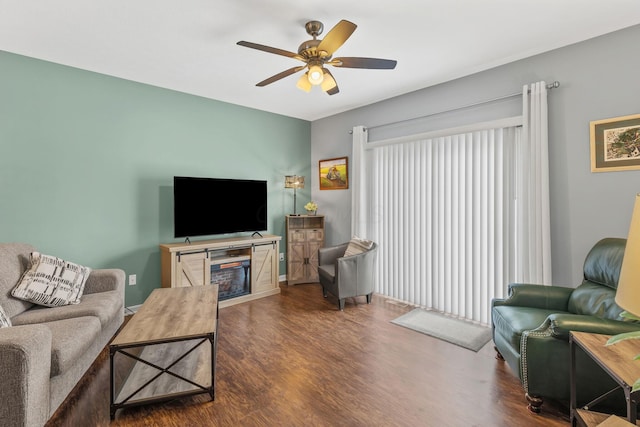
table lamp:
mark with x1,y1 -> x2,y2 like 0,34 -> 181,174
607,193 -> 640,394
285,175 -> 304,215
615,193 -> 640,318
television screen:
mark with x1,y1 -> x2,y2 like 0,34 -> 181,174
173,176 -> 267,238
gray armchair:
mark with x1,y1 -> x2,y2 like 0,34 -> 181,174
318,241 -> 378,310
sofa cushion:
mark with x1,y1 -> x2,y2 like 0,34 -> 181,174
0,304 -> 11,328
44,316 -> 101,377
12,252 -> 91,307
0,243 -> 36,317
11,289 -> 123,328
344,236 -> 374,257
492,306 -> 562,350
567,281 -> 624,320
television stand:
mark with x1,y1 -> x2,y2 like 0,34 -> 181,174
160,234 -> 281,308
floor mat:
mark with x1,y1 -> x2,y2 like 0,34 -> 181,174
391,308 -> 492,352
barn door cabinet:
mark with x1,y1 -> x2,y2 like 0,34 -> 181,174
286,215 -> 325,285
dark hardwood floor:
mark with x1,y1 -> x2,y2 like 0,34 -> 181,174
47,283 -> 570,427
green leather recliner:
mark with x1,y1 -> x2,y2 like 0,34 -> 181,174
491,238 -> 640,413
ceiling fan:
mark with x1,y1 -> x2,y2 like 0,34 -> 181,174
237,19 -> 397,95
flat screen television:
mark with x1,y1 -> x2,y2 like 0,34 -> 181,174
173,176 -> 267,238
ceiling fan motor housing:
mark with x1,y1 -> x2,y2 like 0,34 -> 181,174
298,39 -> 329,60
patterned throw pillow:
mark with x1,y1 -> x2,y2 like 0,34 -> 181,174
0,304 -> 11,328
11,252 -> 92,307
344,236 -> 374,257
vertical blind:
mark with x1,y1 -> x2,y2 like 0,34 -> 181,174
366,126 -> 520,325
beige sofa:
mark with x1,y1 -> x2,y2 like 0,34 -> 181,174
0,243 -> 125,427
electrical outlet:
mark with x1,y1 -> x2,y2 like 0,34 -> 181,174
129,274 -> 137,286
279,253 -> 285,261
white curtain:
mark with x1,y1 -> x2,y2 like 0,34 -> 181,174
517,82 -> 552,284
350,81 -> 552,324
351,125 -> 368,238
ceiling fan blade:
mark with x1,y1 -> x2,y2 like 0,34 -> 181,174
321,68 -> 339,95
330,57 -> 397,69
316,20 -> 357,56
257,66 -> 306,87
237,41 -> 304,61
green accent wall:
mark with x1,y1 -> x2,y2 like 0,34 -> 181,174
0,51 -> 311,306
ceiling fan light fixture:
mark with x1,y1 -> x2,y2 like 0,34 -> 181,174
296,73 -> 312,92
307,64 -> 324,85
320,69 -> 337,92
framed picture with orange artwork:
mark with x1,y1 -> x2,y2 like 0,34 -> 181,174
319,157 -> 348,190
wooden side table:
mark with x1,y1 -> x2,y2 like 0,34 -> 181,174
570,331 -> 640,426
575,409 -> 636,426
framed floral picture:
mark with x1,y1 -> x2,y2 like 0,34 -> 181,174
319,156 -> 348,190
590,113 -> 640,172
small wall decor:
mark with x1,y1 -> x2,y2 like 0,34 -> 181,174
319,156 -> 348,190
590,113 -> 640,172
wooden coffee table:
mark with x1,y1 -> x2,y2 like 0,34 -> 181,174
109,286 -> 219,419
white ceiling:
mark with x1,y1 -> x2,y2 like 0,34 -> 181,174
2,1 -> 640,121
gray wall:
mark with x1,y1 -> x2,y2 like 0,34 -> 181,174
311,24 -> 640,287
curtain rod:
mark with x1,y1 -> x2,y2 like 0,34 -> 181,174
349,81 -> 560,134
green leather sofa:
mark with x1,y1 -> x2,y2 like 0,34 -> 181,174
491,238 -> 640,413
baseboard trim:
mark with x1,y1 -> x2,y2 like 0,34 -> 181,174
124,304 -> 142,315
